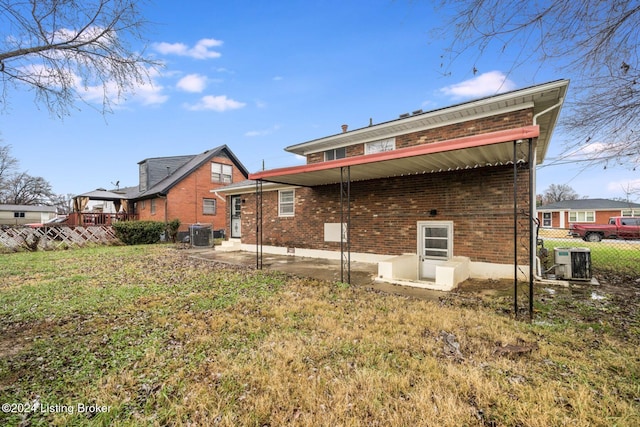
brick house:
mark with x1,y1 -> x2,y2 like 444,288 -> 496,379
72,145 -> 248,234
538,198 -> 640,229
132,145 -> 248,233
218,80 -> 569,290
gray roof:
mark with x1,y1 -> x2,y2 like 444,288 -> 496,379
133,145 -> 249,200
538,198 -> 640,210
0,204 -> 57,212
73,145 -> 249,201
75,189 -> 128,201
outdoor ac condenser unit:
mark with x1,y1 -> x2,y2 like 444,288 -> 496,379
554,247 -> 592,281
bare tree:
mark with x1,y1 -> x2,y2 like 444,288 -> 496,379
0,143 -> 59,206
541,184 -> 580,205
0,143 -> 18,184
1,171 -> 54,204
49,193 -> 75,214
0,0 -> 159,116
437,0 -> 640,167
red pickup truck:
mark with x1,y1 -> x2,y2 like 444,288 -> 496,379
569,216 -> 640,242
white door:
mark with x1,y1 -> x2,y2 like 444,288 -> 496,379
418,221 -> 453,280
230,196 -> 241,238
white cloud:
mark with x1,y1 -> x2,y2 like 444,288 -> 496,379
176,74 -> 207,93
153,38 -> 223,59
245,125 -> 280,137
184,95 -> 246,112
607,178 -> 640,193
440,71 -> 516,100
80,66 -> 168,106
133,81 -> 169,106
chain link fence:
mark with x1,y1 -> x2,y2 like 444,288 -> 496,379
537,228 -> 640,277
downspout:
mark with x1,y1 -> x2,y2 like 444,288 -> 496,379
531,99 -> 564,280
158,193 -> 168,224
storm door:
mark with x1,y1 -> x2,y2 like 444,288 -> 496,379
230,195 -> 242,238
418,221 -> 453,280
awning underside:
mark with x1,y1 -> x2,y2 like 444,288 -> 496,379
250,126 -> 539,187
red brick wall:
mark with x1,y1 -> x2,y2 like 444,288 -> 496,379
137,155 -> 246,232
306,109 -> 533,164
238,165 -> 531,265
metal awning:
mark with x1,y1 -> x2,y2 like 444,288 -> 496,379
250,125 -> 539,186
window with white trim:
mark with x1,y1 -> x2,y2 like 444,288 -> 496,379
211,162 -> 233,183
542,212 -> 552,227
324,147 -> 346,161
203,198 -> 217,215
150,199 -> 156,215
569,211 -> 595,222
621,209 -> 640,217
421,222 -> 453,260
365,138 -> 396,154
278,189 -> 295,217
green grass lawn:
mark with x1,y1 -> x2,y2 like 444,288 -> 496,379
1,246 -> 638,426
541,238 -> 640,274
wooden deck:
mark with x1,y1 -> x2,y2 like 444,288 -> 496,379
67,212 -> 138,226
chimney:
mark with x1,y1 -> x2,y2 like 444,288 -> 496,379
341,124 -> 348,133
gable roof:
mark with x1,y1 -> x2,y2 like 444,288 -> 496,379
138,155 -> 197,190
134,145 -> 249,200
538,198 -> 640,210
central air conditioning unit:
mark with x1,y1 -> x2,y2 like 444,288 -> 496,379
554,247 -> 592,281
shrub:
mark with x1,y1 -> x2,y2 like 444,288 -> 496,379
113,221 -> 166,245
166,219 -> 181,243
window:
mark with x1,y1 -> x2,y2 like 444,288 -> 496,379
150,199 -> 156,215
279,189 -> 295,217
365,138 -> 396,155
13,212 -> 25,218
621,218 -> 640,226
621,209 -> 640,217
420,222 -> 453,260
203,198 -> 217,215
569,211 -> 595,222
211,162 -> 233,183
324,147 -> 346,161
542,212 -> 552,227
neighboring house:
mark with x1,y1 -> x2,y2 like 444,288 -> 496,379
72,145 -> 249,233
538,198 -> 640,228
0,204 -> 57,226
218,80 -> 569,290
133,145 -> 248,232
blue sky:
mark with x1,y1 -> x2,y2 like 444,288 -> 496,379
2,0 -> 638,201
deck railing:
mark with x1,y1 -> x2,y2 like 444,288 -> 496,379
67,212 -> 138,226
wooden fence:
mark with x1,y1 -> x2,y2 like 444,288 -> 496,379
0,226 -> 120,252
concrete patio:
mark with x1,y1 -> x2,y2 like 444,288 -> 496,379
185,248 -> 450,301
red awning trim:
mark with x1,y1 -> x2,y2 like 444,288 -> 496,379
250,125 -> 539,181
